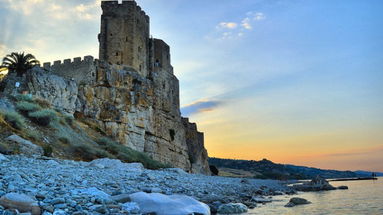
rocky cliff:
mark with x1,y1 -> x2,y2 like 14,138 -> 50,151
1,63 -> 211,175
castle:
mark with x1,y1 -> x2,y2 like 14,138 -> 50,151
36,0 -> 210,174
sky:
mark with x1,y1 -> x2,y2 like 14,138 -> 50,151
1,0 -> 382,172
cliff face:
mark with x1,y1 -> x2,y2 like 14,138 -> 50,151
2,64 -> 211,175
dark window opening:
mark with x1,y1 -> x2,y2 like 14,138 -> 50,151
169,129 -> 175,141
115,52 -> 119,56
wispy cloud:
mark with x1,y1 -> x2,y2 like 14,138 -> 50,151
217,22 -> 238,29
212,11 -> 266,40
181,100 -> 223,116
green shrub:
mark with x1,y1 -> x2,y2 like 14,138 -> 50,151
64,115 -> 74,126
69,143 -> 109,161
96,137 -> 169,169
25,129 -> 40,141
43,145 -> 53,157
34,98 -> 51,108
0,111 -> 25,130
28,109 -> 57,126
13,94 -> 33,102
16,101 -> 41,114
58,136 -> 70,144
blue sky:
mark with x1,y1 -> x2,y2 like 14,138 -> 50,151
1,0 -> 382,171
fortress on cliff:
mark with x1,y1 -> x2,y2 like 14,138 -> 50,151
33,0 -> 210,174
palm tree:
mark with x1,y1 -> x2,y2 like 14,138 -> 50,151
1,52 -> 40,77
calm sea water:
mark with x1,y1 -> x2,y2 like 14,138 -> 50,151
249,177 -> 383,215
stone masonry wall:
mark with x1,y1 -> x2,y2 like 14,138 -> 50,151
42,56 -> 96,85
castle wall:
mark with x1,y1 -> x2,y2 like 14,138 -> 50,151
41,56 -> 96,85
99,0 -> 150,77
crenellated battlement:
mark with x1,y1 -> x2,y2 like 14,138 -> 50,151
41,56 -> 97,84
42,56 -> 95,70
101,0 -> 149,21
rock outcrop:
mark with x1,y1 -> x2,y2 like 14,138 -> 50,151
292,176 -> 336,191
284,197 -> 311,207
1,64 -> 211,174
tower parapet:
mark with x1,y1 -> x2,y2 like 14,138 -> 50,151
99,0 -> 150,77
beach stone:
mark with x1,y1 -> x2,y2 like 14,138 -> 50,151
217,203 -> 248,214
285,197 -> 311,207
0,153 -> 8,161
129,192 -> 210,215
0,193 -> 41,215
121,202 -> 140,214
5,135 -> 43,156
111,193 -> 131,203
251,197 -> 272,203
72,187 -> 111,201
337,186 -> 348,190
88,158 -> 144,171
52,209 -> 67,215
164,168 -> 188,174
46,160 -> 59,166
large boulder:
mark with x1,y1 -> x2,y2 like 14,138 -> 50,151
285,197 -> 311,207
217,203 -> 248,214
0,193 -> 41,215
129,192 -> 210,215
5,135 -> 43,156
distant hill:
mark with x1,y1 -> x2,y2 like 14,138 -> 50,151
208,157 -> 379,180
354,170 -> 383,177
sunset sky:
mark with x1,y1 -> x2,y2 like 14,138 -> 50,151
1,0 -> 382,172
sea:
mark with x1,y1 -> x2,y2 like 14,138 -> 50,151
248,177 -> 383,215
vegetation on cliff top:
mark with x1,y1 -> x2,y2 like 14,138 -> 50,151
1,52 -> 40,77
0,94 -> 169,169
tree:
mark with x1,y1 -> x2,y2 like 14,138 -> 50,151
1,52 -> 40,77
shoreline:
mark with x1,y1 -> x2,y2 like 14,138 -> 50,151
0,154 -> 295,214
328,177 -> 378,182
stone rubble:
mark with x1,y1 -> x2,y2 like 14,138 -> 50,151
0,154 -> 293,215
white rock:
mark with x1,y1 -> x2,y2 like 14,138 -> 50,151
121,202 -> 140,214
129,192 -> 210,215
88,158 -> 144,171
0,153 -> 8,161
217,203 -> 248,214
53,209 -> 67,215
5,135 -> 43,156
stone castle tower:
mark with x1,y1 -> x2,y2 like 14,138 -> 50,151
98,0 -> 174,77
99,0 -> 150,76
34,0 -> 210,174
